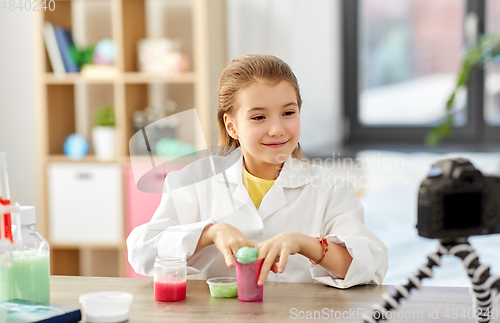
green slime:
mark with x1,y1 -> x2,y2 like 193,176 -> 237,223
236,247 -> 258,264
209,284 -> 238,298
0,250 -> 50,303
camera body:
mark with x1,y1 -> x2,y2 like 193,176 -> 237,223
417,158 -> 500,240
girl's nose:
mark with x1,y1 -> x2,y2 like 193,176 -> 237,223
268,121 -> 285,136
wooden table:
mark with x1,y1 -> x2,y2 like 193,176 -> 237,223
50,276 -> 499,322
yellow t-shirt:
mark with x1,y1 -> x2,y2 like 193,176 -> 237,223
242,166 -> 275,209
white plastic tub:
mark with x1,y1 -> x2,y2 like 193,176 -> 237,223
79,291 -> 133,323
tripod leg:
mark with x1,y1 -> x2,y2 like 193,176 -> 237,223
362,244 -> 446,323
363,239 -> 500,323
444,242 -> 493,323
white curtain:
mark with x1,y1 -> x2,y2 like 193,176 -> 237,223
226,0 -> 343,156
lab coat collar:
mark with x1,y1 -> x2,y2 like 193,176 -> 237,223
214,147 -> 312,188
213,148 -> 312,221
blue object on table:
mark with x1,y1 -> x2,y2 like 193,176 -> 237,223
0,298 -> 81,323
64,133 -> 89,160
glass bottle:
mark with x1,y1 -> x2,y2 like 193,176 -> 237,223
0,206 -> 13,302
10,206 -> 50,303
153,256 -> 186,302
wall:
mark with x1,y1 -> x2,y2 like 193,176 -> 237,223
0,11 -> 38,209
226,0 -> 343,157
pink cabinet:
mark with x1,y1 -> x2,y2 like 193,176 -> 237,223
124,163 -> 185,278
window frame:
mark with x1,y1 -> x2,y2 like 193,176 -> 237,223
342,0 -> 500,147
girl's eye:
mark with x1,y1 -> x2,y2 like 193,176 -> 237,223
251,116 -> 264,120
284,111 -> 295,116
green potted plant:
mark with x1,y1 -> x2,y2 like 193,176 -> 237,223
427,33 -> 500,146
92,105 -> 116,160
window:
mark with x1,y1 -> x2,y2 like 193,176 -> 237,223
343,0 -> 500,146
485,0 -> 500,126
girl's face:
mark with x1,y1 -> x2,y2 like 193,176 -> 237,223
224,79 -> 301,172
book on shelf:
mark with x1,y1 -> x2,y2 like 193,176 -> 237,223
0,298 -> 81,323
53,26 -> 80,73
43,22 -> 65,74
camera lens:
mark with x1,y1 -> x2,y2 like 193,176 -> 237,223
463,176 -> 474,186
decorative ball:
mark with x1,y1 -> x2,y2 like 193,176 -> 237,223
64,133 -> 89,160
155,138 -> 196,157
93,53 -> 109,65
155,138 -> 181,157
179,142 -> 196,156
93,39 -> 115,65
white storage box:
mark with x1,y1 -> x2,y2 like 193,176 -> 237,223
47,163 -> 123,245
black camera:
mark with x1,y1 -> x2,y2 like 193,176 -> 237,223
417,158 -> 500,240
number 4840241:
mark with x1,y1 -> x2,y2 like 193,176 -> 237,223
1,0 -> 55,11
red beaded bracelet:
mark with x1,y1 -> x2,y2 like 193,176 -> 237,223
310,236 -> 329,265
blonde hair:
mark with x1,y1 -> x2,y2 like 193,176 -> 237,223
216,54 -> 306,160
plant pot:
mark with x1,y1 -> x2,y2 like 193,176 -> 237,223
92,126 -> 116,161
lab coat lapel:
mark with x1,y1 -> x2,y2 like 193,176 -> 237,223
256,154 -> 291,221
223,149 -> 252,207
257,184 -> 287,221
258,155 -> 313,220
212,148 -> 253,210
232,182 -> 252,206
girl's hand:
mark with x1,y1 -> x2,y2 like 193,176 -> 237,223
256,231 -> 303,285
206,223 -> 254,268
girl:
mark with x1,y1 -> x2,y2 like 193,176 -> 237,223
127,54 -> 388,288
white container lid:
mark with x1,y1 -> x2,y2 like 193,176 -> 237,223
19,206 -> 36,225
79,291 -> 133,323
206,277 -> 237,286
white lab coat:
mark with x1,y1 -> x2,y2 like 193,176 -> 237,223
127,147 -> 388,289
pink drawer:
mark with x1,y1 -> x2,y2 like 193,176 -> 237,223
124,163 -> 185,278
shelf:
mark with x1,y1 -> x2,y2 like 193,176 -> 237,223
126,154 -> 197,165
47,154 -> 198,165
50,243 -> 125,250
47,155 -> 121,163
45,73 -> 115,84
122,72 -> 196,84
44,72 -> 196,84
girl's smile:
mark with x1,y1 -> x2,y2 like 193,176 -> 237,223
262,140 -> 289,148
